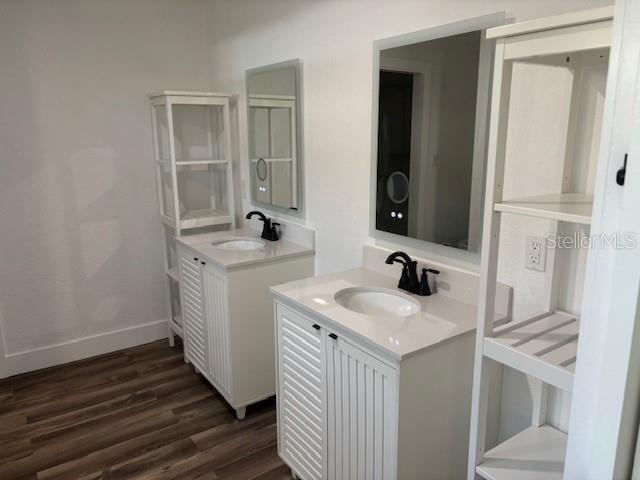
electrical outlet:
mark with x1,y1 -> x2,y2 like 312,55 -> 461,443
525,236 -> 546,272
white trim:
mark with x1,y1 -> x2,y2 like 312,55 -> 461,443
486,6 -> 614,40
1,319 -> 169,379
0,318 -> 7,379
566,0 -> 640,477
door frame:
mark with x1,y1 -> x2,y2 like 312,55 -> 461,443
565,0 -> 640,477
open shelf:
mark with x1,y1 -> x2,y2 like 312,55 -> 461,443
483,311 -> 579,391
166,266 -> 179,282
494,193 -> 592,225
476,425 -> 566,480
162,209 -> 233,230
157,159 -> 228,166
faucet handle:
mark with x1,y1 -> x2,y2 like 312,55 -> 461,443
271,222 -> 280,241
419,268 -> 439,296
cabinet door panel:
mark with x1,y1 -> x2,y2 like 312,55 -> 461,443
277,305 -> 327,480
202,265 -> 232,396
180,253 -> 208,373
326,336 -> 397,480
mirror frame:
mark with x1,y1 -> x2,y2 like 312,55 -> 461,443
370,12 -> 505,269
245,58 -> 304,217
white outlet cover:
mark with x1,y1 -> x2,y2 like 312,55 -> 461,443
525,235 -> 547,272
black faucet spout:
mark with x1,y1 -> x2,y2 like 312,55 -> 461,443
385,251 -> 438,296
245,210 -> 279,241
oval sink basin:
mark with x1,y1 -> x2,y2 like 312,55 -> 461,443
334,287 -> 420,317
211,238 -> 265,251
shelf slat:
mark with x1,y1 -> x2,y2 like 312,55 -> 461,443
484,311 -> 579,391
180,209 -> 233,229
157,159 -> 228,166
476,425 -> 566,480
494,193 -> 592,224
166,267 -> 179,282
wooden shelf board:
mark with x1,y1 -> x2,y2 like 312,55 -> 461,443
157,159 -> 228,166
166,267 -> 179,282
180,209 -> 232,229
175,159 -> 228,166
148,90 -> 233,98
484,311 -> 579,391
495,193 -> 592,224
477,425 -> 566,480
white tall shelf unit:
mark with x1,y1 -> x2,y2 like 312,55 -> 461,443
149,91 -> 236,344
467,7 -> 613,480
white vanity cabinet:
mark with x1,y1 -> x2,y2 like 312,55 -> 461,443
275,300 -> 474,480
180,251 -> 233,400
276,303 -> 398,480
178,241 -> 314,420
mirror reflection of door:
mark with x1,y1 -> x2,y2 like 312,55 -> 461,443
246,61 -> 301,211
375,30 -> 487,252
377,71 -> 413,236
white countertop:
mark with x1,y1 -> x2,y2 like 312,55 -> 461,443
271,267 -> 504,361
176,228 -> 314,271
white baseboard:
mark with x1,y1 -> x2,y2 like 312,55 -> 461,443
1,319 -> 170,379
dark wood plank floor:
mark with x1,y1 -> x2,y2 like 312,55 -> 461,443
0,339 -> 292,480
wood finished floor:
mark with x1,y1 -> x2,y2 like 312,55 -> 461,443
0,339 -> 292,480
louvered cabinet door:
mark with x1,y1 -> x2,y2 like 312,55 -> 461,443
276,304 -> 327,480
202,264 -> 232,397
179,253 -> 208,374
326,334 -> 398,480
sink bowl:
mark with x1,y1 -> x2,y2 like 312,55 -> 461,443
211,238 -> 265,251
334,287 -> 420,317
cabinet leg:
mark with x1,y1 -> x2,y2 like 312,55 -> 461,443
235,407 -> 246,420
167,323 -> 175,347
291,470 -> 300,480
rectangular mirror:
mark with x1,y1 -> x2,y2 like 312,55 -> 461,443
372,14 -> 504,260
246,59 -> 302,212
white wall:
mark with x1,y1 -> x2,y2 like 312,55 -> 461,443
206,0 -> 610,441
0,0 -> 212,376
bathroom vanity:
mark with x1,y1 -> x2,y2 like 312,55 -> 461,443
176,226 -> 314,419
271,246 -> 511,479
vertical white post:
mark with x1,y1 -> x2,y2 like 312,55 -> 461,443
166,99 -> 181,236
206,105 -> 216,212
566,1 -> 640,476
290,100 -> 298,209
223,99 -> 236,228
467,39 -> 513,479
151,101 -> 176,346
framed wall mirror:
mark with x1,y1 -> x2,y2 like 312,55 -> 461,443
246,59 -> 303,213
371,13 -> 504,264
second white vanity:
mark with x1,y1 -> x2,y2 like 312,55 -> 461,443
272,246 -> 511,479
177,223 -> 314,419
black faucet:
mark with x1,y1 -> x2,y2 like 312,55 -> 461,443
385,251 -> 439,296
245,210 -> 280,241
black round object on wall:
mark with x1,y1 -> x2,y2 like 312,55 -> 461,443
386,171 -> 409,204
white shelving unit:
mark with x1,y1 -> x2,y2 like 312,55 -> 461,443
148,91 -> 236,344
467,7 -> 613,480
494,193 -> 593,225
